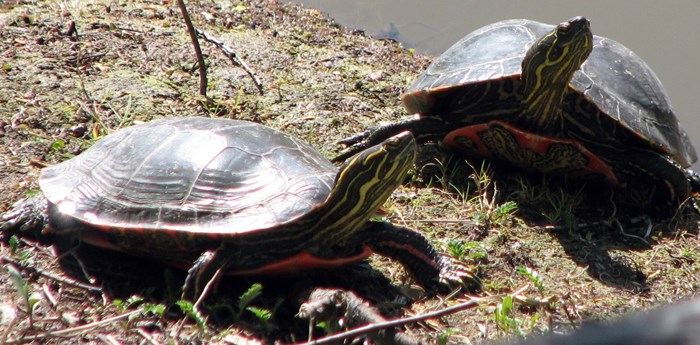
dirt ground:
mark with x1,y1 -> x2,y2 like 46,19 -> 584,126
1,0 -> 699,344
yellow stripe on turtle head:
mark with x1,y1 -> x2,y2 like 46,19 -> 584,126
520,16 -> 593,131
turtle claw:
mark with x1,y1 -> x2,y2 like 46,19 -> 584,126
438,256 -> 480,292
332,129 -> 374,163
336,129 -> 372,147
332,142 -> 372,163
0,196 -> 49,236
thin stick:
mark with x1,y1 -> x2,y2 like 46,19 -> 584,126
195,28 -> 264,95
1,256 -> 102,293
405,219 -> 479,224
176,0 -> 208,97
193,267 -> 224,310
3,308 -> 143,344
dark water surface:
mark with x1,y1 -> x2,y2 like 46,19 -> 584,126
289,0 -> 700,171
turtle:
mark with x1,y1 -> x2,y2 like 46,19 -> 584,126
335,16 -> 698,213
1,117 -> 470,299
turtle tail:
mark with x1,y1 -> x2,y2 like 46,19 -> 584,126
0,194 -> 51,239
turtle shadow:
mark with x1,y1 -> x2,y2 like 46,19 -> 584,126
49,241 -> 414,341
422,152 -> 698,292
511,182 -> 699,292
540,224 -> 652,292
531,211 -> 698,292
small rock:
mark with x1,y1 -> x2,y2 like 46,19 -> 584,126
69,123 -> 88,137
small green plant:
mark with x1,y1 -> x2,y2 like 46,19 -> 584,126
241,286 -> 283,331
8,235 -> 20,255
447,240 -> 488,263
8,235 -> 34,265
542,187 -> 583,228
49,139 -> 66,152
437,328 -> 459,345
511,176 -> 583,228
113,295 -> 144,312
113,295 -> 166,322
492,267 -> 551,339
236,282 -> 263,320
177,299 -> 208,330
464,160 -> 519,227
314,321 -> 338,335
494,294 -> 523,338
246,306 -> 272,321
7,265 -> 41,327
517,266 -> 545,295
493,200 -> 518,223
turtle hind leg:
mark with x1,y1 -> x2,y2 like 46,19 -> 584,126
360,221 -> 478,292
181,249 -> 226,301
1,194 -> 51,237
613,149 -> 691,217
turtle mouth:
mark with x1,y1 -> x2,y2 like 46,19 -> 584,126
563,16 -> 590,32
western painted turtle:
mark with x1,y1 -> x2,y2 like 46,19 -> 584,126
336,17 -> 698,212
1,117 -> 469,298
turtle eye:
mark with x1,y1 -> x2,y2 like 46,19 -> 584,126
556,22 -> 572,39
558,21 -> 571,32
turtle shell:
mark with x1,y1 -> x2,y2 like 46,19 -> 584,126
402,18 -> 697,168
40,117 -> 336,235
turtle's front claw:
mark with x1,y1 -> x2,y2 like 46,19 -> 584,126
332,142 -> 371,163
438,256 -> 480,292
0,196 -> 49,236
336,129 -> 372,146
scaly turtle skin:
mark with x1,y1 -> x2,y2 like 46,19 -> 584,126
1,117 -> 471,298
337,17 -> 698,213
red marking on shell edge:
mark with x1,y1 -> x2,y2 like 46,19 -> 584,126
444,120 -> 618,185
230,246 -> 374,276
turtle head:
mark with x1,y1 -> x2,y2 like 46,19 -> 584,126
323,132 -> 417,237
521,16 -> 593,129
335,131 -> 417,204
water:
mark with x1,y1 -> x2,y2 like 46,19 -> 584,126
288,0 -> 700,171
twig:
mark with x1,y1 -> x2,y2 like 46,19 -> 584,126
195,28 -> 264,95
3,308 -> 143,344
290,297 -> 483,345
405,219 -> 479,225
1,256 -> 102,293
193,266 -> 224,310
176,0 -> 208,97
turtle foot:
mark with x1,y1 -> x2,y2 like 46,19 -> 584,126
438,256 -> 480,293
332,141 -> 373,163
0,195 -> 50,237
336,129 -> 372,147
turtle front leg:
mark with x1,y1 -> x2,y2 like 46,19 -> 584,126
361,221 -> 478,292
333,118 -> 450,163
0,195 -> 51,237
603,148 -> 693,216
